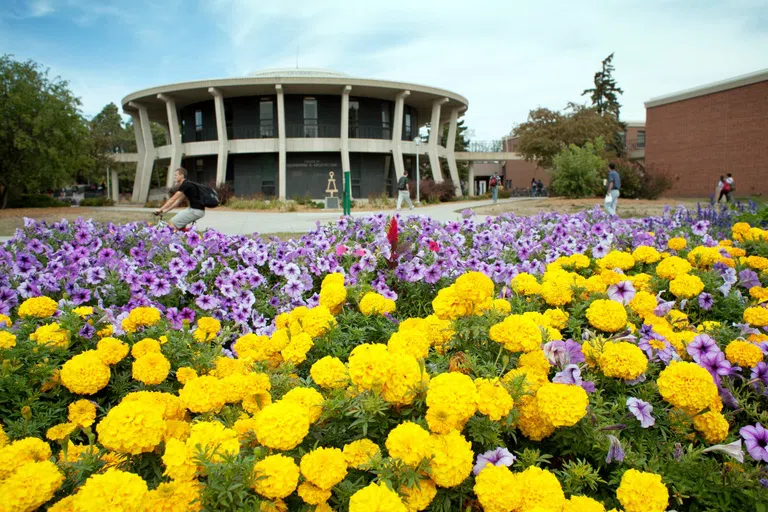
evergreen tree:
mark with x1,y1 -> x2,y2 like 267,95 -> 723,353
582,53 -> 624,119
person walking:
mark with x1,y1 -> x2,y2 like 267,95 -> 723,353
396,170 -> 414,211
604,162 -> 621,216
530,178 -> 537,197
490,172 -> 500,204
716,176 -> 726,203
154,167 -> 206,229
724,173 -> 735,202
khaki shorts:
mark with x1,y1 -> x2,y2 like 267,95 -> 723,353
171,208 -> 205,228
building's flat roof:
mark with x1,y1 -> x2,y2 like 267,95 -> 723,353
644,68 -> 768,108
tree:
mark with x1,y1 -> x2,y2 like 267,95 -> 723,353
512,103 -> 621,169
550,137 -> 606,198
582,53 -> 624,119
83,102 -> 134,184
0,55 -> 92,207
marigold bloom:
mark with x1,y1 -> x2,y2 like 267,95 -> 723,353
586,299 -> 628,333
0,460 -> 64,512
18,296 -> 58,318
475,377 -> 514,421
616,469 -> 669,512
96,337 -> 129,365
694,411 -> 730,444
657,361 -> 718,415
132,352 -> 171,385
473,465 -> 522,512
386,422 -> 433,467
343,439 -> 380,468
599,342 -> 648,380
536,383 -> 588,427
517,466 -> 566,511
360,292 -> 396,316
96,400 -> 165,455
254,400 -> 310,450
72,468 -> 149,512
349,482 -> 406,512
0,331 -> 16,349
310,356 -> 349,389
725,340 -> 763,367
429,430 -> 474,488
489,314 -> 542,353
282,387 -> 324,423
60,350 -> 111,395
300,447 -> 348,490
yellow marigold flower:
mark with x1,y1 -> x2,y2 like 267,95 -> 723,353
725,340 -> 763,367
656,256 -> 692,280
46,422 -> 77,441
59,441 -> 98,464
586,299 -> 628,333
96,324 -> 114,338
310,356 -> 349,389
30,322 -> 69,348
232,333 -> 270,361
667,237 -> 687,251
298,481 -> 332,505
667,309 -> 689,328
122,306 -> 161,333
474,465 -> 522,512
382,352 -> 424,406
0,423 -> 7,448
432,285 -> 473,320
429,430 -> 474,488
282,387 -> 324,423
72,468 -> 148,511
254,400 -> 310,450
72,306 -> 94,318
386,421 -> 433,467
582,275 -> 607,295
599,341 -> 648,380
0,460 -> 64,512
162,438 -> 197,481
349,482 -> 406,512
564,495 -> 606,512
475,378 -> 514,421
669,273 -> 705,298
304,305 -> 339,338
68,399 -> 97,428
281,331 -> 314,365
186,421 -> 239,462
388,329 -> 430,360
343,438 -> 380,469
489,314 -> 542,353
319,281 -> 347,315
628,272 -> 653,292
60,350 -> 111,395
540,279 -> 574,307
400,478 -> 437,511
210,356 -> 247,378
0,437 -> 51,480
749,286 -> 768,303
360,292 -> 396,316
131,337 -> 161,358
164,419 -> 192,442
512,272 -> 542,296
744,306 -> 768,327
0,330 -> 16,349
453,271 -> 495,305
517,466 -> 566,511
96,400 -> 165,455
197,316 -> 221,336
616,469 -> 669,512
629,291 -> 657,318
122,390 -> 185,420
518,349 -> 551,375
598,250 -> 636,271
144,480 -> 202,512
697,321 -> 722,333
0,313 -> 11,327
425,372 -> 477,434
746,255 -> 768,270
503,366 -> 548,393
18,296 -> 58,318
95,337 -> 129,365
348,343 -> 394,390
632,246 -> 661,264
485,298 -> 511,315
301,447 -> 348,490
252,454 -> 299,500
132,352 -> 171,385
176,367 -> 198,384
179,375 -> 226,413
693,411 -> 729,444
536,383 -> 588,427
657,361 -> 718,415
543,308 -> 569,329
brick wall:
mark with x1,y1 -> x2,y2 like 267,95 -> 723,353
645,80 -> 768,198
502,136 -> 551,189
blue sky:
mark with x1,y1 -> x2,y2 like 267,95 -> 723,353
1,0 -> 766,139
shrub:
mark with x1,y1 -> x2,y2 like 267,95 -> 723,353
367,193 -> 395,209
550,139 -> 605,198
594,159 -> 643,199
7,194 -> 71,208
418,179 -> 456,204
211,182 -> 234,206
637,164 -> 673,199
80,197 -> 115,207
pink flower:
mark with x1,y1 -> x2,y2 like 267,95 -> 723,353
354,249 -> 366,257
335,245 -> 348,256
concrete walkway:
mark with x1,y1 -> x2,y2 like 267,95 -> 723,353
0,198 -> 533,240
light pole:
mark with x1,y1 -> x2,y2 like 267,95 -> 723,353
414,136 -> 421,205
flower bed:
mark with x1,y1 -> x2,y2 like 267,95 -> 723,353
1,206 -> 768,511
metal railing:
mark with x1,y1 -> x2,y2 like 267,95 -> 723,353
626,138 -> 646,151
468,140 -> 503,152
286,123 -> 341,138
231,126 -> 276,139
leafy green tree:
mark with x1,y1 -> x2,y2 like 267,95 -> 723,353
582,53 -> 624,119
550,137 -> 606,198
513,104 -> 621,169
0,55 -> 92,207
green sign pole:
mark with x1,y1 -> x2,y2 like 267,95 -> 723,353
343,170 -> 351,216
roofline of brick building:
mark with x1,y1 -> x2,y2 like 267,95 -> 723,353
644,68 -> 768,108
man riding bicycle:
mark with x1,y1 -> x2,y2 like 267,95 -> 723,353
155,167 -> 205,230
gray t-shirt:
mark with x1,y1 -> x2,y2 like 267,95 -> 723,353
607,169 -> 621,190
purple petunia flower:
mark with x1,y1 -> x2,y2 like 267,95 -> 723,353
472,447 -> 515,475
686,334 -> 720,364
699,351 -> 734,384
698,292 -> 714,311
553,364 -> 582,386
751,362 -> 768,395
78,323 -> 95,339
607,280 -> 636,305
739,269 -> 761,290
626,397 -> 655,428
692,220 -> 710,236
606,435 -> 625,464
740,423 -> 768,462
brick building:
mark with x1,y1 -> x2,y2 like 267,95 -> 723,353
644,69 -> 768,198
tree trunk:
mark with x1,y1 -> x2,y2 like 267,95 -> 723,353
0,185 -> 7,210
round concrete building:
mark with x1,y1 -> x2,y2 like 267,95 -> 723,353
121,69 -> 469,203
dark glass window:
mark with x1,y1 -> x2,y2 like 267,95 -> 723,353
637,130 -> 646,148
195,110 -> 203,141
404,112 -> 412,140
304,98 -> 318,138
382,104 -> 391,139
349,100 -> 359,138
260,100 -> 274,138
224,101 -> 233,139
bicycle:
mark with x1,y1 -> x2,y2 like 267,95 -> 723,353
152,212 -> 196,232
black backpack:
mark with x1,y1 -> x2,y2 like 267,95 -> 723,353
398,176 -> 408,190
194,183 -> 220,208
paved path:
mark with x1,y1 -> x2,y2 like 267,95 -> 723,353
0,198 -> 533,240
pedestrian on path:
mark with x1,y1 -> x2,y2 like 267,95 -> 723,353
716,175 -> 727,203
490,172 -> 500,204
396,171 -> 414,211
604,162 -> 621,216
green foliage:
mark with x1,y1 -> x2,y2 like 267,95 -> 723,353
582,52 -> 624,120
197,451 -> 262,511
550,138 -> 606,198
79,197 -> 115,207
6,194 -> 71,208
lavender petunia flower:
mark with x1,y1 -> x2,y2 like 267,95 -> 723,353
686,334 -> 720,364
739,423 -> 768,462
607,280 -> 636,305
674,443 -> 684,462
698,292 -> 714,311
699,351 -> 734,385
702,440 -> 744,463
472,447 -> 516,475
553,364 -> 582,386
606,435 -> 625,464
751,362 -> 768,395
739,269 -> 761,290
626,397 -> 655,428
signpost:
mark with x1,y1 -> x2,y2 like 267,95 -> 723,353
342,170 -> 351,216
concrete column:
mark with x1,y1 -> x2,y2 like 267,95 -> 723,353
110,169 -> 119,203
340,85 -> 352,199
276,84 -> 287,199
392,90 -> 410,180
157,93 -> 183,190
428,98 -> 449,182
128,104 -> 155,204
467,163 -> 475,197
445,106 -> 463,196
208,87 -> 228,186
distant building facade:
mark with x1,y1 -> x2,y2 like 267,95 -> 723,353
645,69 -> 768,197
121,69 -> 469,202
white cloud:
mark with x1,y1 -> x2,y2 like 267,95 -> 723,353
29,0 -> 54,17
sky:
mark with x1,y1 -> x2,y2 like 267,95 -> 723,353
1,0 -> 767,140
